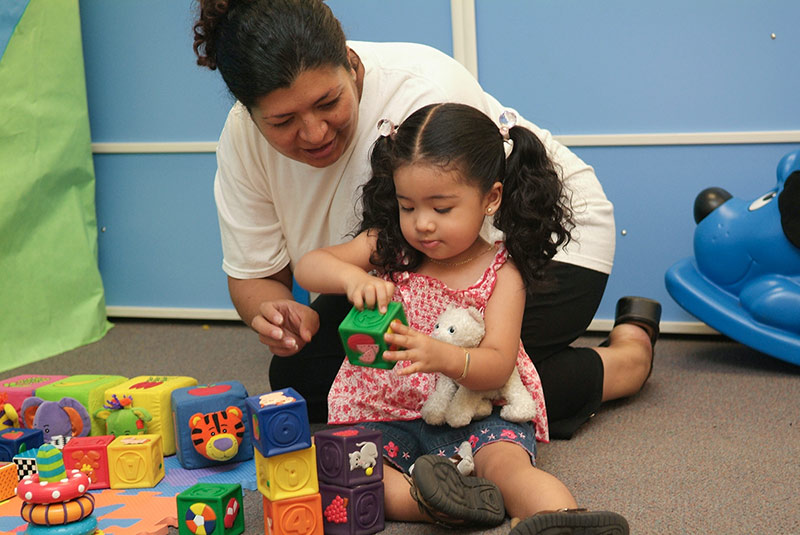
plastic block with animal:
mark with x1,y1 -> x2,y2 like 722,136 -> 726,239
172,381 -> 253,470
319,481 -> 385,535
0,375 -> 67,413
0,427 -> 43,462
665,149 -> 800,364
314,427 -> 383,487
263,493 -> 323,535
62,435 -> 115,489
21,396 -> 91,443
245,388 -> 311,458
104,375 -> 197,455
34,374 -> 128,436
338,302 -> 407,369
107,433 -> 165,488
177,483 -> 245,535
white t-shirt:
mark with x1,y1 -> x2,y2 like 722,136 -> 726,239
214,41 -> 615,280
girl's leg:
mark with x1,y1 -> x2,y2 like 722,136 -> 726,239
381,461 -> 427,522
473,441 -> 576,519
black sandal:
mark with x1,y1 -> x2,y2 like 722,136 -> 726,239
510,508 -> 629,535
614,296 -> 662,380
407,455 -> 505,528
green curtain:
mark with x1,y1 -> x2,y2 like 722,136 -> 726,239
0,0 -> 112,370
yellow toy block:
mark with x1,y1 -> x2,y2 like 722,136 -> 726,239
108,434 -> 165,489
255,444 -> 318,501
0,461 -> 16,500
105,375 -> 197,455
264,493 -> 323,535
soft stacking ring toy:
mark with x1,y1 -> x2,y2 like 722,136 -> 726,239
23,514 -> 97,535
21,494 -> 95,525
16,445 -> 90,504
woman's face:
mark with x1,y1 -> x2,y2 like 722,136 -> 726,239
249,65 -> 360,168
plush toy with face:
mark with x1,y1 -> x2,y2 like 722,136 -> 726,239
21,396 -> 91,441
666,149 -> 800,364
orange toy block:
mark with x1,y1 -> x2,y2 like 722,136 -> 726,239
255,445 -> 318,502
264,493 -> 323,535
0,462 -> 16,500
108,434 -> 165,489
104,375 -> 197,455
62,435 -> 115,489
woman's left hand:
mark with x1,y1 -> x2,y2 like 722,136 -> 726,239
382,321 -> 455,376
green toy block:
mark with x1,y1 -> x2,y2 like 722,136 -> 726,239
35,374 -> 128,436
177,483 -> 244,535
338,302 -> 407,369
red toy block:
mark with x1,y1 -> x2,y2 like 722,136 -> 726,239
62,435 -> 114,489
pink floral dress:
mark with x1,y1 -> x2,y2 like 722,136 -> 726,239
328,244 -> 549,442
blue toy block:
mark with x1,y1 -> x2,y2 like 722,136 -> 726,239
319,481 -> 384,535
0,427 -> 43,462
666,149 -> 800,365
171,381 -> 253,469
315,427 -> 383,487
245,388 -> 311,458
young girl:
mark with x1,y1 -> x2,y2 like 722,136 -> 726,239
295,103 -> 628,534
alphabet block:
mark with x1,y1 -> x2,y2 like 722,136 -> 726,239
263,493 -> 323,535
62,435 -> 114,489
254,445 -> 318,501
177,483 -> 244,535
171,381 -> 253,470
319,482 -> 385,535
0,427 -> 43,462
245,388 -> 310,458
105,375 -> 197,455
35,374 -> 128,436
107,434 -> 164,488
338,302 -> 407,369
315,427 -> 383,487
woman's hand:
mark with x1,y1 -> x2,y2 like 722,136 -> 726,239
344,274 -> 395,313
382,321 -> 460,377
250,299 -> 320,357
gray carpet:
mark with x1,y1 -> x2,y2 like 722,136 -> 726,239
5,319 -> 798,534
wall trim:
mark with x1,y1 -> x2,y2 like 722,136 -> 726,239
450,0 -> 478,79
91,130 -> 800,155
106,306 -> 717,335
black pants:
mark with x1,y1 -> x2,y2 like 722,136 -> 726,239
269,261 -> 607,439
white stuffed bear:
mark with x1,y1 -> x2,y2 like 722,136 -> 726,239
420,305 -> 538,428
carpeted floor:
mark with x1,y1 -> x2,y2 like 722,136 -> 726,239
3,319 -> 798,534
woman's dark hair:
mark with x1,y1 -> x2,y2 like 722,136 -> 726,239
359,103 -> 574,289
193,0 -> 350,108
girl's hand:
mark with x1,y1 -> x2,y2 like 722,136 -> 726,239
251,299 -> 320,357
345,275 -> 395,313
382,321 -> 454,376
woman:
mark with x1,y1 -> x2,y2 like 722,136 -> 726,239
192,0 -> 661,438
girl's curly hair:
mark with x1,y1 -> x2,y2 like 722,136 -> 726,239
358,103 -> 573,290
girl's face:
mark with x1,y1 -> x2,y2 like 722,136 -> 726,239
249,64 -> 360,168
394,163 -> 501,263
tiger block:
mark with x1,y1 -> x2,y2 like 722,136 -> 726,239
0,374 -> 67,412
177,483 -> 245,535
0,461 -> 16,500
263,493 -> 323,535
254,444 -> 318,501
171,381 -> 253,470
105,375 -> 197,455
338,302 -> 407,369
0,427 -> 43,462
62,435 -> 114,489
319,482 -> 385,535
315,427 -> 383,487
245,388 -> 311,458
34,374 -> 128,436
107,434 -> 165,488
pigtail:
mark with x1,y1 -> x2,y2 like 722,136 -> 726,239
193,0 -> 236,70
495,126 -> 574,288
358,136 -> 423,274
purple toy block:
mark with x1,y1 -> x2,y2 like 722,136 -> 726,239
0,427 -> 44,462
315,427 -> 383,487
245,388 -> 310,458
320,482 -> 384,535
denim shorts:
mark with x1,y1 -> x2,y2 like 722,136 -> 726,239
357,407 -> 537,474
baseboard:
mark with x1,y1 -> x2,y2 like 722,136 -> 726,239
106,306 -> 718,335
